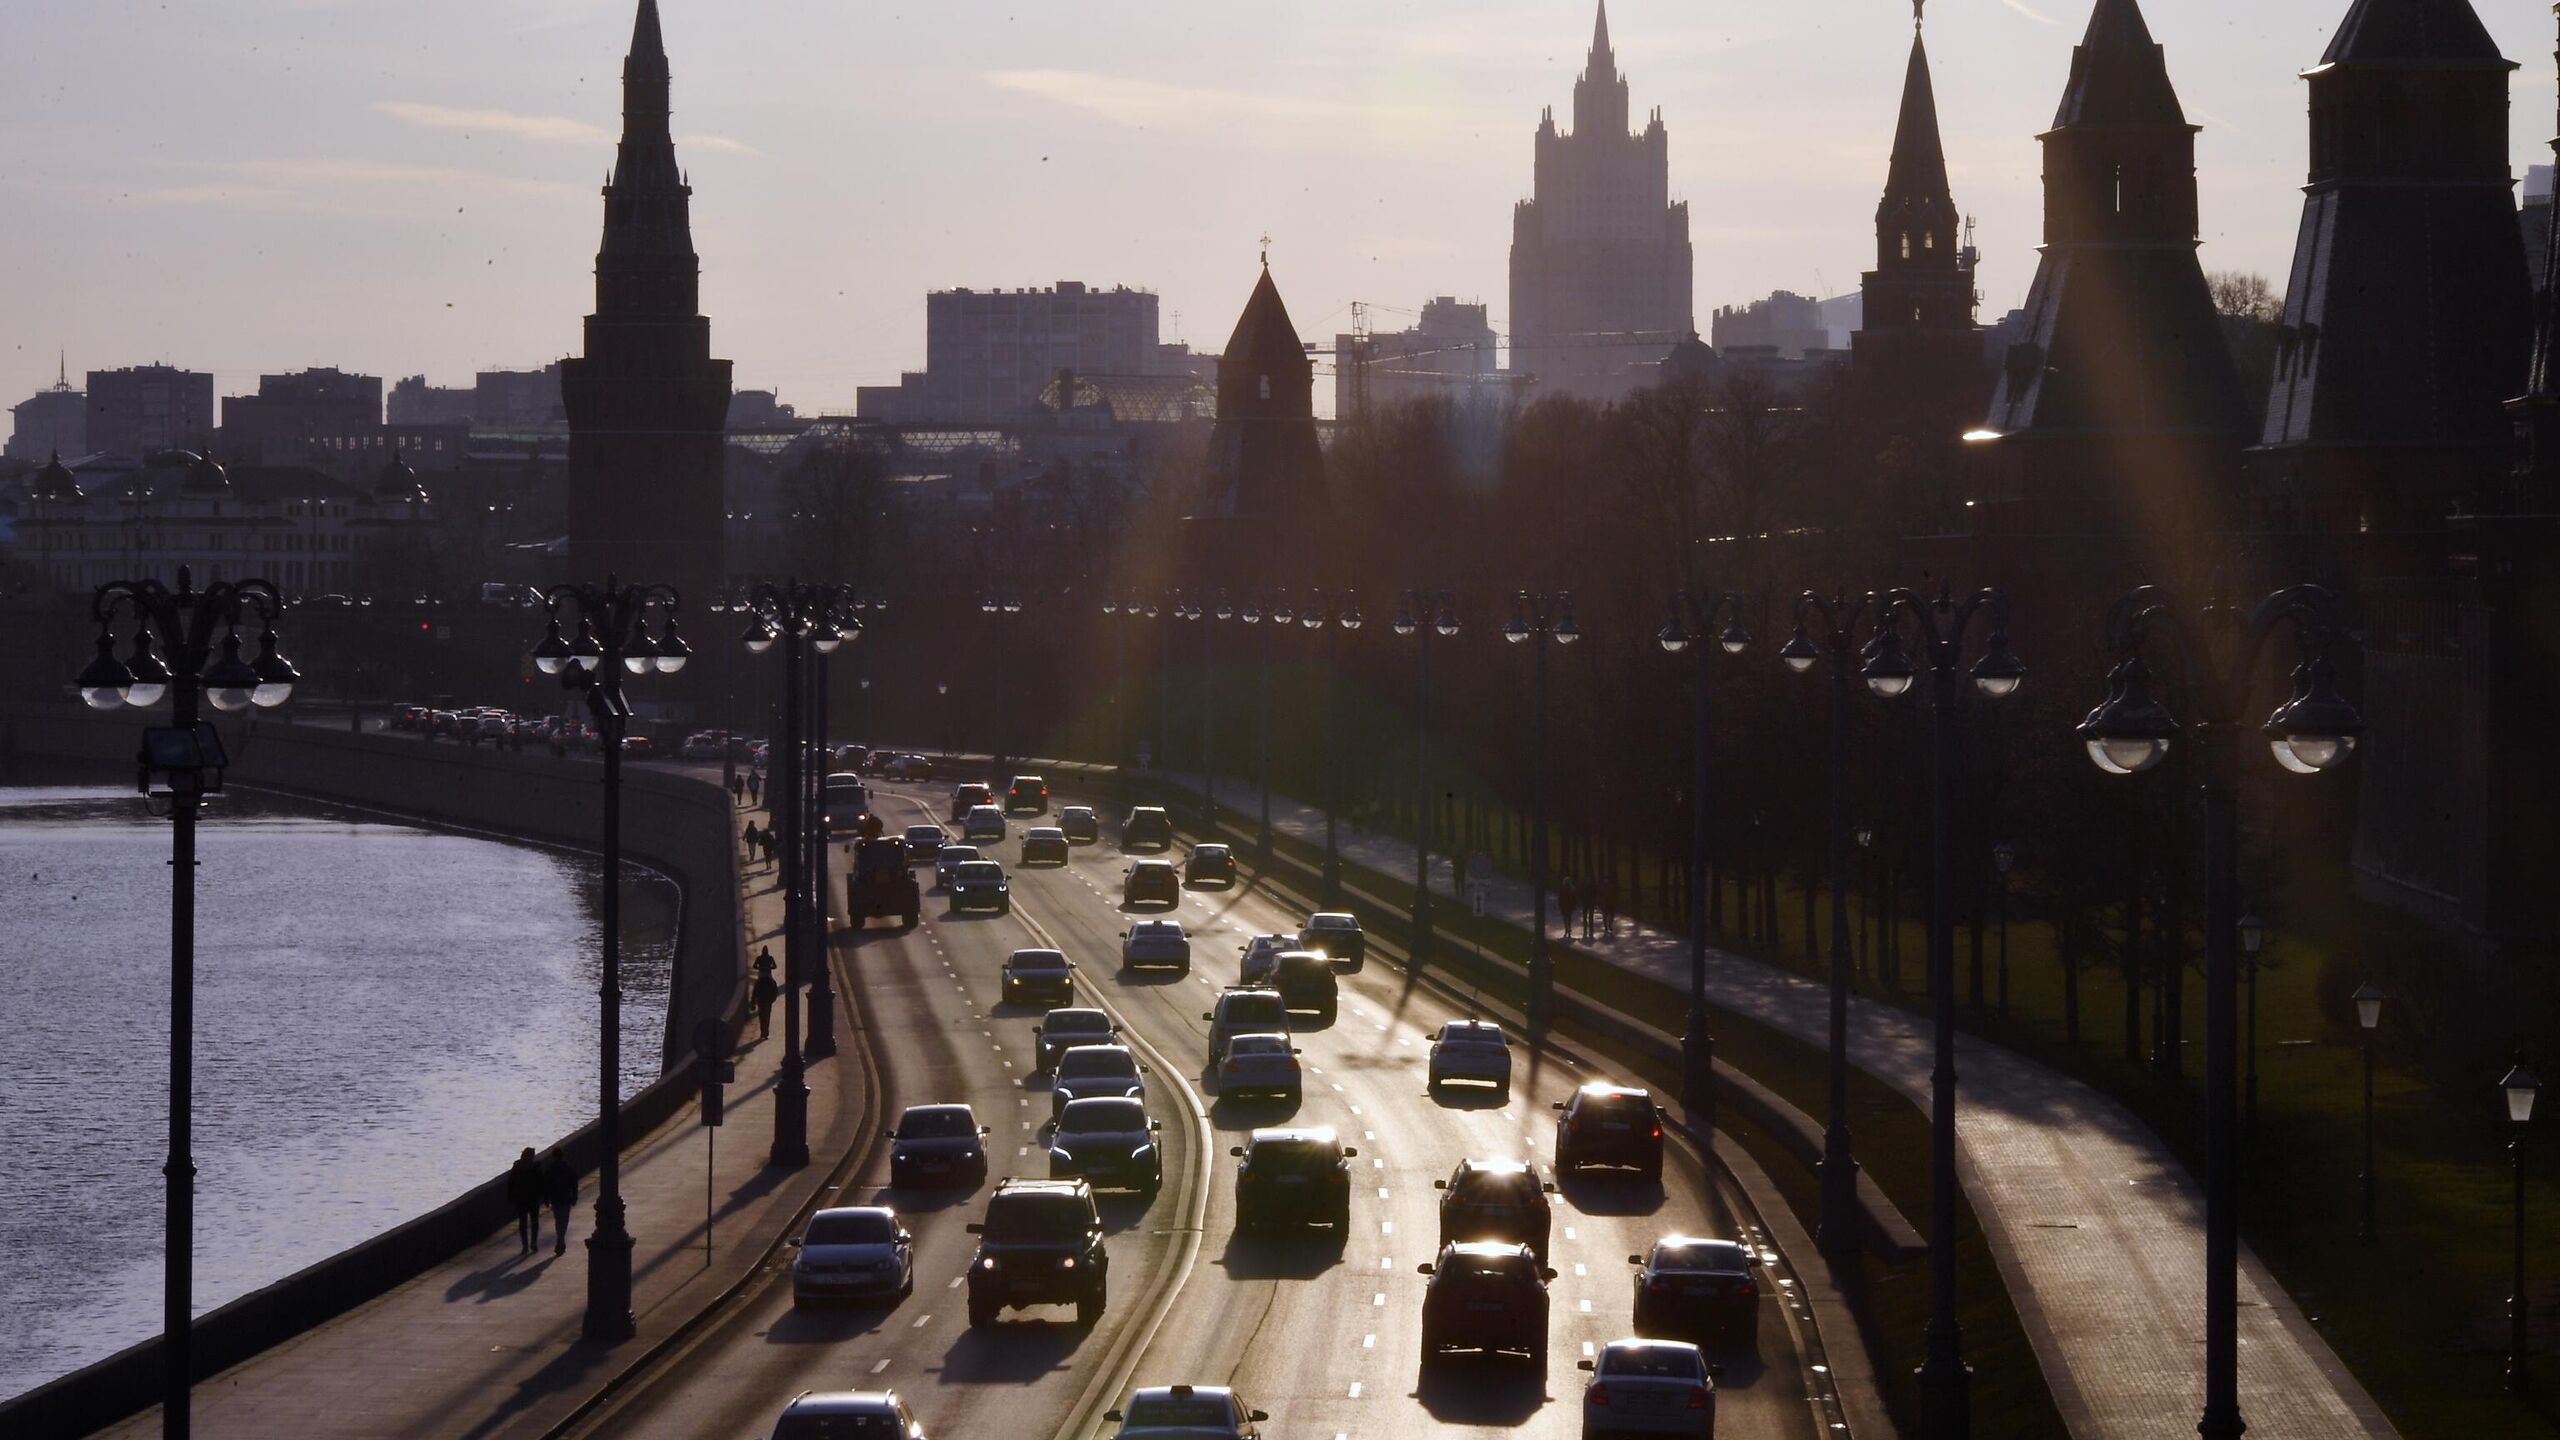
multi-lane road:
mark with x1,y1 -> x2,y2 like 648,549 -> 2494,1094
568,776 -> 1824,1440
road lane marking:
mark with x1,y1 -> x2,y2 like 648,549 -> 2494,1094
871,1359 -> 891,1374
1347,1383 -> 1362,1399
1362,1333 -> 1375,1349
912,1313 -> 931,1327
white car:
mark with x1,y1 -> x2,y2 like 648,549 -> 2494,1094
1107,1384 -> 1266,1440
768,1390 -> 927,1440
1238,933 -> 1295,986
1121,919 -> 1192,972
1051,1043 -> 1149,1117
789,1206 -> 913,1306
935,844 -> 982,889
961,804 -> 1008,842
1428,1020 -> 1514,1095
1577,1337 -> 1717,1438
1216,1032 -> 1302,1101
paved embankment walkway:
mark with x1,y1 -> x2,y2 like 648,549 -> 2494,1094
95,789 -> 868,1440
1151,771 -> 2398,1440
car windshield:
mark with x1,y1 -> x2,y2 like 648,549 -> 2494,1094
1134,922 -> 1182,939
1656,1241 -> 1752,1272
984,1195 -> 1090,1242
1064,808 -> 1093,819
1008,950 -> 1066,972
1227,1033 -> 1290,1057
1447,1251 -> 1536,1282
1194,846 -> 1228,859
1122,1395 -> 1233,1428
1046,1010 -> 1109,1034
1221,995 -> 1287,1025
803,1211 -> 898,1245
1580,1093 -> 1652,1122
1029,829 -> 1064,841
1603,1345 -> 1705,1380
1058,1049 -> 1138,1080
956,862 -> 1005,882
1456,1168 -> 1538,1199
905,827 -> 943,843
1441,1024 -> 1505,1048
896,1108 -> 976,1139
1247,1140 -> 1335,1173
1310,914 -> 1357,930
939,846 -> 979,863
1058,1099 -> 1147,1134
773,1411 -> 904,1439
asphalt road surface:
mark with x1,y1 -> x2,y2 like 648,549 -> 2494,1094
567,777 -> 1823,1440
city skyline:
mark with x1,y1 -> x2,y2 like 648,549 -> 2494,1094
2,0 -> 2553,420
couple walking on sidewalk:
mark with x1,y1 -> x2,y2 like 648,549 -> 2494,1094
504,1146 -> 580,1257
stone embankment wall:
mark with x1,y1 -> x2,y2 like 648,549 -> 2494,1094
0,704 -> 744,1437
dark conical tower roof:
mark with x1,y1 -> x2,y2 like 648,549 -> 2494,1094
2053,0 -> 2189,129
1886,33 -> 1950,201
2320,0 -> 2504,67
1222,265 -> 1311,383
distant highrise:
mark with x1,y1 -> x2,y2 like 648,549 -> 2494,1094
1507,2 -> 1694,402
7,359 -> 85,461
1333,298 -> 1499,419
86,364 -> 214,459
220,367 -> 384,465
560,0 -> 732,604
855,282 -> 1167,424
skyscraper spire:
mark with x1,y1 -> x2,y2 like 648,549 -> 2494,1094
1884,29 -> 1951,205
1590,1 -> 1613,69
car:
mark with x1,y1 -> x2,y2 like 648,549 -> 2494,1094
1299,911 -> 1366,971
1216,1032 -> 1303,1102
1204,988 -> 1291,1066
935,844 -> 983,888
1120,919 -> 1192,972
886,1103 -> 990,1189
1006,774 -> 1049,814
1230,1126 -> 1353,1230
679,732 -> 724,760
1035,1007 -> 1120,1071
427,709 -> 459,739
1122,805 -> 1174,851
1629,1236 -> 1762,1347
886,753 -> 934,781
620,735 -> 656,758
1238,934 -> 1295,985
1106,1384 -> 1267,1440
965,1179 -> 1107,1327
1265,950 -> 1339,1024
949,860 -> 1011,913
835,742 -> 871,770
1436,1157 -> 1557,1260
1045,1096 -> 1164,1192
1554,1083 -> 1667,1179
766,1389 -> 928,1440
1428,1019 -> 1514,1095
390,705 -> 421,732
477,715 -> 511,743
1184,843 -> 1237,886
961,804 -> 1008,843
903,824 -> 950,862
1578,1338 -> 1718,1438
823,774 -> 870,832
1418,1241 -> 1554,1366
1050,1042 -> 1148,1116
1124,859 -> 1181,906
1021,826 -> 1070,866
789,1205 -> 913,1306
1001,948 -> 1073,1006
1060,805 -> 1100,842
949,782 -> 994,820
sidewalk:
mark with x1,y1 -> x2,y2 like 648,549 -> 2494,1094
1152,771 -> 2398,1440
96,796 -> 869,1440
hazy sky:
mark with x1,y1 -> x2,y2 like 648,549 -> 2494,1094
2,0 -> 2552,421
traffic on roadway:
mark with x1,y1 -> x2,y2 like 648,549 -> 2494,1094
562,769 -> 1824,1440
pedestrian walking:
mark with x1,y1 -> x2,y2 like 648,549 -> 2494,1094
743,819 -> 761,861
541,1147 -> 578,1256
1600,876 -> 1620,939
731,773 -> 745,804
505,1147 -> 542,1255
747,770 -> 762,804
759,828 -> 777,864
1556,875 -> 1578,941
752,958 -> 781,1041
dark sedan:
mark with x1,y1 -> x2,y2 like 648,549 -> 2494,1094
1045,1097 -> 1163,1193
1419,1241 -> 1553,1366
886,1103 -> 990,1189
1630,1235 -> 1762,1347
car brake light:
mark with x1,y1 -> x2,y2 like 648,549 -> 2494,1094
1225,1060 -> 1240,1073
1589,1387 -> 1608,1406
1689,1386 -> 1711,1409
1285,1059 -> 1300,1071
1648,1278 -> 1671,1292
1739,1281 -> 1757,1298
1650,1125 -> 1662,1140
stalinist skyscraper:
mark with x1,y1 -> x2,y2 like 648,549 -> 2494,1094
1507,2 -> 1694,403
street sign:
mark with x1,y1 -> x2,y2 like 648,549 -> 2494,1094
1468,853 -> 1494,883
1469,881 -> 1490,918
1135,740 -> 1153,771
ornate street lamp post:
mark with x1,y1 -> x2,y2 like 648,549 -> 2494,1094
1990,840 -> 2016,1021
979,595 -> 1022,767
800,594 -> 857,1060
2504,1056 -> 2540,1393
1393,590 -> 1459,968
2078,582 -> 2364,1440
1507,590 -> 1581,1041
1658,590 -> 1749,1120
1298,589 -> 1362,904
2353,981 -> 2385,1238
1779,590 -> 1883,1254
530,574 -> 688,1343
2239,913 -> 2267,1143
1249,594 -> 1281,856
82,562 -> 300,1439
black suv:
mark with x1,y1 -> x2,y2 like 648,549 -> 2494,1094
1060,805 -> 1100,842
1418,1241 -> 1554,1366
965,1179 -> 1108,1327
1629,1235 -> 1761,1347
1436,1158 -> 1556,1261
1123,806 -> 1173,851
1184,844 -> 1237,886
1007,774 -> 1049,814
1232,1126 -> 1357,1232
1267,951 -> 1339,1025
1552,1083 -> 1667,1179
1298,912 -> 1365,971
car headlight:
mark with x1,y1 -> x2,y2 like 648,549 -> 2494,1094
892,1151 -> 909,1164
1059,1256 -> 1078,1269
979,1257 -> 998,1271
1131,1143 -> 1156,1158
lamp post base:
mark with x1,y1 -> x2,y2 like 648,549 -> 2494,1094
580,1205 -> 636,1344
1917,1355 -> 1970,1440
1680,1022 -> 1715,1128
771,1072 -> 812,1169
806,971 -> 838,1060
1816,1152 -> 1862,1254
2196,1401 -> 2244,1440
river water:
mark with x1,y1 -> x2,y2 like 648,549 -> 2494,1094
0,783 -> 677,1401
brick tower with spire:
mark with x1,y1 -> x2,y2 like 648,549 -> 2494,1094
1189,260 -> 1329,584
560,0 -> 733,605
2253,0 -> 2529,539
1967,0 -> 2249,548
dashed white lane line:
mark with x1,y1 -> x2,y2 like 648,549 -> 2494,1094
1361,1333 -> 1375,1349
911,1313 -> 932,1328
1377,1187 -> 1391,1199
1380,1221 -> 1393,1235
1573,1263 -> 1587,1277
1578,1299 -> 1592,1312
1347,1382 -> 1362,1399
1565,1226 -> 1578,1240
1372,1292 -> 1385,1306
1581,1340 -> 1597,1357
870,1358 -> 891,1374
948,1276 -> 964,1289
1379,1257 -> 1392,1270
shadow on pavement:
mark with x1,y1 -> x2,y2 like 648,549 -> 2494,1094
763,1302 -> 897,1346
452,1339 -> 616,1440
937,1318 -> 1091,1381
1410,1356 -> 1549,1424
1208,1093 -> 1305,1128
1557,1171 -> 1667,1218
1214,1228 -> 1348,1281
1430,1083 -> 1511,1111
443,1248 -> 559,1305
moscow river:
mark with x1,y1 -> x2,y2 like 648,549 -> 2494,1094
0,783 -> 678,1401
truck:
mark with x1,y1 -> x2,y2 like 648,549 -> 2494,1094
844,814 -> 921,927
